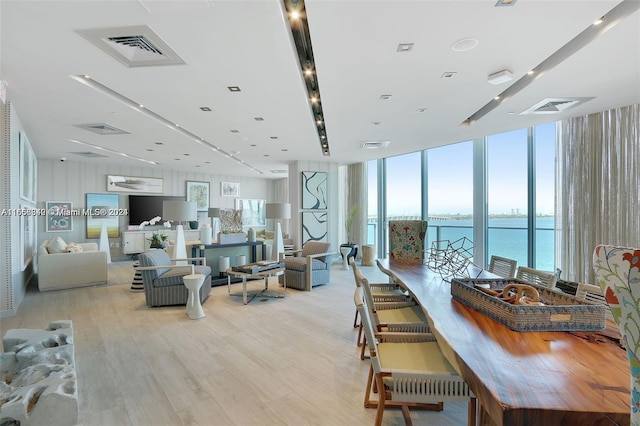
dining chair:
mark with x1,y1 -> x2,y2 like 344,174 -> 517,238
358,273 -> 429,360
389,220 -> 428,262
516,266 -> 558,289
593,244 -> 640,426
350,258 -> 411,347
575,282 -> 614,322
354,287 -> 476,426
488,255 -> 517,279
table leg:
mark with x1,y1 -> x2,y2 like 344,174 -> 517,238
243,276 -> 247,305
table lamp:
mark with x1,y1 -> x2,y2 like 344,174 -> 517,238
265,203 -> 291,261
91,206 -> 111,264
163,200 -> 197,264
208,207 -> 220,242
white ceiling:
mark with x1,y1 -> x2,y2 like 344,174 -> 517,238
2,0 -> 639,179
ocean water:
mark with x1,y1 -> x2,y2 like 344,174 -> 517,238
368,217 -> 555,271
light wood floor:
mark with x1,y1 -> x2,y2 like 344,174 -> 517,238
1,261 -> 467,426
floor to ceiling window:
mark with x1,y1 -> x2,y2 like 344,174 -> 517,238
426,140 -> 474,252
486,129 -> 529,268
384,152 -> 422,255
534,122 -> 557,271
366,121 -> 557,271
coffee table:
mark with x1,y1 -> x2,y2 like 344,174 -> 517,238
226,266 -> 286,305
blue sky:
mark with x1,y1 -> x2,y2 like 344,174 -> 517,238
368,122 -> 556,216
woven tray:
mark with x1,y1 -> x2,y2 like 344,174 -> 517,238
450,278 -> 606,332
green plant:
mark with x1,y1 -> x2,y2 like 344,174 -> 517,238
147,232 -> 168,247
345,205 -> 359,244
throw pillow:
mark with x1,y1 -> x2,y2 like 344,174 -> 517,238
65,243 -> 83,253
47,237 -> 67,254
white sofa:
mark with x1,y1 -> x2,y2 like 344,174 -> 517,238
37,240 -> 108,291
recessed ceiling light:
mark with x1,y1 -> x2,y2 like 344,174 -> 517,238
183,153 -> 190,156
199,106 -> 211,111
230,129 -> 239,133
250,144 -> 257,147
372,121 -> 381,126
416,108 -> 427,113
452,38 -> 479,52
195,165 -> 201,168
270,136 -> 278,139
441,72 -> 457,79
174,158 -> 181,160
281,149 -> 288,151
380,94 -> 392,100
310,96 -> 319,103
205,161 -> 211,164
146,148 -> 154,151
495,0 -> 517,6
593,17 -> 604,25
263,154 -> 270,157
228,86 -> 241,92
254,117 -> 264,121
155,142 -> 164,145
397,43 -> 414,52
290,10 -> 300,20
304,69 -> 313,77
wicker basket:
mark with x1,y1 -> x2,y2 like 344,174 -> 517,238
450,278 -> 606,332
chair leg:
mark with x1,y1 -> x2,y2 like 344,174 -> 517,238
353,308 -> 359,328
468,397 -> 477,426
364,365 -> 375,408
374,373 -> 386,426
357,323 -> 363,347
401,405 -> 413,426
360,335 -> 370,360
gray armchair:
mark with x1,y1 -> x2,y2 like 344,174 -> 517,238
279,241 -> 333,291
138,250 -> 212,307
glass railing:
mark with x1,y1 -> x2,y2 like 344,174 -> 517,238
367,216 -> 554,270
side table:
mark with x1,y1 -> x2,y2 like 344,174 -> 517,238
183,274 -> 206,319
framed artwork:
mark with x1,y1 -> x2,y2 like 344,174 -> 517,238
46,201 -> 73,232
19,132 -> 36,203
302,211 -> 328,244
186,181 -> 210,211
221,182 -> 239,197
20,205 -> 36,270
86,193 -> 120,238
302,171 -> 327,210
235,199 -> 266,227
107,175 -> 163,194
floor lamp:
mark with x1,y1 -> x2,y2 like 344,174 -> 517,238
266,203 -> 291,261
163,200 -> 197,264
208,208 -> 220,243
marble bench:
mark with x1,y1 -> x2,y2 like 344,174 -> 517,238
0,320 -> 77,426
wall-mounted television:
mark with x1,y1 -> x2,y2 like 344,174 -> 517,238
128,195 -> 184,225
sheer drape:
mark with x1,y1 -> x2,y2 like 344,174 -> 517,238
346,162 -> 367,248
557,104 -> 640,282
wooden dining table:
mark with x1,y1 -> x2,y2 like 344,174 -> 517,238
380,259 -> 630,426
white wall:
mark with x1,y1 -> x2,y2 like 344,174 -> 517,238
36,159 -> 273,258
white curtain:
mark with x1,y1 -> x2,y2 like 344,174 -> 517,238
346,163 -> 367,249
557,104 -> 640,283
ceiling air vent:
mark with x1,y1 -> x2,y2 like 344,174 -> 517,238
76,25 -> 186,67
521,97 -> 594,115
71,151 -> 108,158
76,123 -> 129,135
358,141 -> 391,149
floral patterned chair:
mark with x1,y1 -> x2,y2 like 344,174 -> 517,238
388,220 -> 428,262
593,244 -> 640,423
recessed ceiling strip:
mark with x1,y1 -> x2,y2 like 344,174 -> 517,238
462,0 -> 640,125
70,75 -> 263,174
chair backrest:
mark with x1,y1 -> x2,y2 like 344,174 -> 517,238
302,241 -> 331,263
488,255 -> 517,278
389,220 -> 428,262
576,282 -> 614,322
376,259 -> 397,284
349,257 -> 364,289
593,244 -> 640,425
358,276 -> 383,331
516,266 -> 557,289
139,250 -> 172,282
353,287 -> 382,373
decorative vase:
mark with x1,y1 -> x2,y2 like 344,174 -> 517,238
189,221 -> 199,230
247,228 -> 256,242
